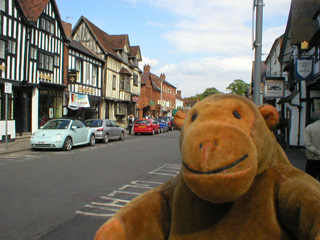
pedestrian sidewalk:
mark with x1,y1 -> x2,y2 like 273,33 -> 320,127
0,133 -> 32,155
0,131 -> 133,156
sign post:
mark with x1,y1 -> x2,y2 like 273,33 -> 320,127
4,82 -> 12,149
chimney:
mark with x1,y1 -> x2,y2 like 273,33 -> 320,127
160,73 -> 166,80
144,64 -> 150,72
177,90 -> 181,97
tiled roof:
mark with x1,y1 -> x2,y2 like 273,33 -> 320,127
81,16 -> 117,56
130,46 -> 142,60
119,67 -> 132,75
289,0 -> 320,44
106,34 -> 128,50
62,21 -> 72,39
141,72 -> 150,85
69,40 -> 105,62
17,0 -> 50,21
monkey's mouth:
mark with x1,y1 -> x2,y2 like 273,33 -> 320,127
182,154 -> 248,175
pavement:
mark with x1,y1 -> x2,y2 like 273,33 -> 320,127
0,132 -> 308,172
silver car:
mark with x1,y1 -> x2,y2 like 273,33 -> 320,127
85,119 -> 124,143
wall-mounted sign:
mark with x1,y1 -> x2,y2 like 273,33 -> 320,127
39,73 -> 53,81
264,79 -> 284,98
4,82 -> 12,94
132,96 -> 139,102
68,92 -> 90,108
149,100 -> 156,106
69,73 -> 77,83
295,58 -> 313,81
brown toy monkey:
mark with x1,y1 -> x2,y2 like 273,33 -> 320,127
95,94 -> 320,240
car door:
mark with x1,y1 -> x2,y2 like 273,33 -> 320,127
70,120 -> 82,145
73,120 -> 88,144
109,120 -> 117,139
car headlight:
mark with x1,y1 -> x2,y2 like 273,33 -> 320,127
56,133 -> 62,139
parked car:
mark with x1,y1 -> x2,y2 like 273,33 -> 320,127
85,119 -> 124,143
134,119 -> 160,135
159,116 -> 175,131
30,118 -> 96,151
155,118 -> 169,133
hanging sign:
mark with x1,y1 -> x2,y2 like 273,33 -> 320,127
68,92 -> 90,108
295,58 -> 313,81
264,79 -> 284,98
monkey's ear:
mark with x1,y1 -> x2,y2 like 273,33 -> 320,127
173,110 -> 189,131
258,104 -> 279,130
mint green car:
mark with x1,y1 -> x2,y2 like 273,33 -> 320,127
30,119 -> 96,151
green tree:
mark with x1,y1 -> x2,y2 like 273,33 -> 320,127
226,79 -> 250,96
200,87 -> 222,100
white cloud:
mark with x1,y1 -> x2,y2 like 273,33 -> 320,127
140,56 -> 159,70
127,0 -> 291,97
153,56 -> 253,97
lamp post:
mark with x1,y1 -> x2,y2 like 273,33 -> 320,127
253,0 -> 264,105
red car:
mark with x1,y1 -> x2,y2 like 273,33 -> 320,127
134,119 -> 160,135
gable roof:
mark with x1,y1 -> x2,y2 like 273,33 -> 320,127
130,46 -> 142,60
69,40 -> 105,62
17,0 -> 66,37
106,34 -> 129,50
289,0 -> 320,44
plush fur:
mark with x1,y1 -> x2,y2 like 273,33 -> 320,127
95,94 -> 320,240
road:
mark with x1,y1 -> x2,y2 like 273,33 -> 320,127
0,130 -> 308,240
0,131 -> 181,240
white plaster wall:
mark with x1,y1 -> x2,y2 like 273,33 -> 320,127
0,120 -> 16,139
31,87 -> 39,133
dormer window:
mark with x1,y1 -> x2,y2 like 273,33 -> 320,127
40,17 -> 54,34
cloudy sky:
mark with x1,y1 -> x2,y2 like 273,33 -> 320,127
56,0 -> 291,97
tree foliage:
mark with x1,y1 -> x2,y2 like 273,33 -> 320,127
226,79 -> 250,96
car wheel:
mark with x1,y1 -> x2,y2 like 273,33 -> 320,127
89,134 -> 95,146
103,133 -> 109,143
119,132 -> 124,140
63,137 -> 72,151
151,129 -> 155,135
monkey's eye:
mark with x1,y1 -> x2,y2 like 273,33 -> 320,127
233,111 -> 241,119
191,113 -> 198,122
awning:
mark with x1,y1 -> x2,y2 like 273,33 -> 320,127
277,91 -> 298,104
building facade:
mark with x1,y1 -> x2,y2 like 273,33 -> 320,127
0,0 -> 67,141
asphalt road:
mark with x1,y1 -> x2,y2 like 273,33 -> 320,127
0,130 -> 181,240
0,130 -> 308,240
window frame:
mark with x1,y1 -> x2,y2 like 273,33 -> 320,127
0,39 -> 5,59
38,52 -> 54,72
40,17 -> 55,35
7,39 -> 16,54
112,75 -> 116,90
0,0 -> 5,12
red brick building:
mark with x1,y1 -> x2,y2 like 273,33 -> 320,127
137,65 -> 176,118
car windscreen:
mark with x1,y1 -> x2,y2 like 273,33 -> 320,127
85,120 -> 103,127
43,120 -> 71,129
135,120 -> 150,124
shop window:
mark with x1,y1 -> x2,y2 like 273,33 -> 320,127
92,65 -> 98,86
40,17 -> 54,34
0,88 -> 14,120
116,102 -> 127,115
39,52 -> 53,71
0,0 -> 5,12
112,75 -> 116,90
8,40 -> 16,54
